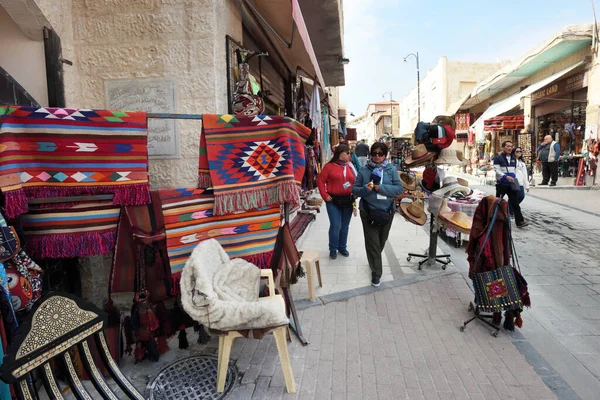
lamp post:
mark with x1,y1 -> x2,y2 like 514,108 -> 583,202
382,91 -> 393,137
403,52 -> 420,122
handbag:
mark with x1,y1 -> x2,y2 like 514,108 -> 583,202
365,201 -> 392,226
0,226 -> 20,262
505,165 -> 520,192
330,194 -> 355,209
471,199 -> 523,313
4,250 -> 44,312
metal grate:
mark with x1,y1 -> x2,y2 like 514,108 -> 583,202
146,355 -> 237,400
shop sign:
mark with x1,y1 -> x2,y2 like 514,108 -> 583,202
531,71 -> 586,105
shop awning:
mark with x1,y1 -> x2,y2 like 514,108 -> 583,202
244,0 -> 325,88
462,24 -> 592,110
300,0 -> 346,87
470,61 -> 584,138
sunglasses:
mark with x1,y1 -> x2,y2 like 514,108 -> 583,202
371,152 -> 385,157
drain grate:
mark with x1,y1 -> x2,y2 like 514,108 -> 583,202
146,355 -> 237,400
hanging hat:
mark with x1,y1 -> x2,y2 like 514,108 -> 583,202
405,144 -> 436,166
439,211 -> 473,234
432,115 -> 456,129
432,176 -> 470,197
399,200 -> 427,226
419,166 -> 438,193
434,148 -> 462,165
399,172 -> 417,191
428,196 -> 451,215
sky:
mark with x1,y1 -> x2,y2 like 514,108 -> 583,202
340,0 -> 596,117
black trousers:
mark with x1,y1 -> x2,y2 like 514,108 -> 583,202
496,185 -> 524,225
541,161 -> 558,185
360,210 -> 393,280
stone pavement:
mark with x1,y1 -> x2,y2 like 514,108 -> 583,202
290,210 -> 444,302
50,186 -> 576,399
435,176 -> 600,400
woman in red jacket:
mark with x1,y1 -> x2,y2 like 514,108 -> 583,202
318,144 -> 357,259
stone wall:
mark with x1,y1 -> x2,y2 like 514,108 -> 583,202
32,0 -> 243,307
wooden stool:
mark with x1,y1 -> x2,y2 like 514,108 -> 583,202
300,249 -> 322,302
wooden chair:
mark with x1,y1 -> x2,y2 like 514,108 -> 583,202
0,292 -> 145,400
212,269 -> 295,393
299,249 -> 322,302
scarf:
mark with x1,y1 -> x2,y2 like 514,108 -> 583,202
335,159 -> 357,177
367,159 -> 389,182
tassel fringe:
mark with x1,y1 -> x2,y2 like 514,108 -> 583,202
22,183 -> 151,206
25,230 -> 117,259
198,173 -> 212,189
178,329 -> 189,349
213,181 -> 299,216
2,189 -> 29,218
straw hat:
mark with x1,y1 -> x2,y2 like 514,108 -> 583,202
405,144 -> 436,166
434,148 -> 462,165
399,172 -> 417,191
432,176 -> 470,197
439,211 -> 473,234
456,177 -> 469,187
399,200 -> 427,226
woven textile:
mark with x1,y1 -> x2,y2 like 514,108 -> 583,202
0,106 -> 150,218
159,188 -> 280,289
472,264 -> 523,313
21,198 -> 120,259
198,114 -> 311,215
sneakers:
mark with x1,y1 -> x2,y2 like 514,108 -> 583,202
371,278 -> 381,287
517,220 -> 530,228
329,251 -> 337,259
339,249 -> 350,257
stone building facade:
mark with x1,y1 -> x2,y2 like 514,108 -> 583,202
0,0 -> 346,307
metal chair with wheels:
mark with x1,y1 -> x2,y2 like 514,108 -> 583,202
0,292 -> 145,400
459,301 -> 500,337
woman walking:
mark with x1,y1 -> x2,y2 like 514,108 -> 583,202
318,144 -> 357,260
352,143 -> 403,286
513,147 -> 530,205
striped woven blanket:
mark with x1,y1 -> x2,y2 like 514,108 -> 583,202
159,188 -> 281,290
21,197 -> 121,259
198,114 -> 311,215
0,106 -> 150,218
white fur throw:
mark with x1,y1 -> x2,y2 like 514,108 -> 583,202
180,239 -> 289,331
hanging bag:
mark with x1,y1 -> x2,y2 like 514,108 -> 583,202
471,199 -> 523,313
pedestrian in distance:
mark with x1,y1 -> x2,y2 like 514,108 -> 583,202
493,140 -> 529,228
513,146 -> 529,205
318,144 -> 357,260
352,142 -> 403,287
355,139 -> 370,168
537,134 -> 561,186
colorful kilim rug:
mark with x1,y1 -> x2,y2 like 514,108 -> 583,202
199,114 -> 311,215
21,197 -> 121,259
159,188 -> 281,290
0,106 -> 150,218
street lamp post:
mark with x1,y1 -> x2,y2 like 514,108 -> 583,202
382,91 -> 393,137
403,52 -> 420,122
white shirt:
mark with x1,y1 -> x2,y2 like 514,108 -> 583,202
515,160 -> 530,189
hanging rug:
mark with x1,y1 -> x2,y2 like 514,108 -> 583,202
159,188 -> 280,292
0,106 -> 150,218
198,114 -> 310,215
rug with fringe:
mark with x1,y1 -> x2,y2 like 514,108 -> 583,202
0,106 -> 150,218
198,114 -> 310,215
159,188 -> 281,292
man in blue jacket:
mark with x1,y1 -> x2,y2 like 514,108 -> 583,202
493,140 -> 529,228
537,134 -> 561,186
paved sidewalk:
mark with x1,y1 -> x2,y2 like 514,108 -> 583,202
291,210 -> 444,302
223,273 -> 556,400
